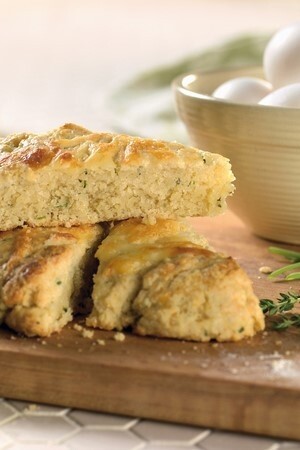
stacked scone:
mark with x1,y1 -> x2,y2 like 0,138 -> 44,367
0,123 -> 264,341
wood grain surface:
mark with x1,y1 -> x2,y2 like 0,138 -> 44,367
0,212 -> 299,439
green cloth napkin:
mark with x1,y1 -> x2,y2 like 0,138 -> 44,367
107,34 -> 270,142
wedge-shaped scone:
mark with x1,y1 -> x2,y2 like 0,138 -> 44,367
0,225 -> 104,337
133,251 -> 264,342
87,219 -> 264,341
0,123 -> 234,231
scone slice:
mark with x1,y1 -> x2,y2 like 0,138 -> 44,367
0,123 -> 235,231
0,225 -> 104,337
87,219 -> 264,342
86,218 -> 211,330
133,250 -> 265,342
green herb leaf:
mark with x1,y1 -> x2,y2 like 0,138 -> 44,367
260,292 -> 300,330
269,246 -> 300,262
268,246 -> 300,281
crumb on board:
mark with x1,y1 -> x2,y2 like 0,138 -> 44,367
212,342 -> 219,348
275,340 -> 282,347
259,266 -> 273,274
97,339 -> 106,346
73,323 -> 94,339
57,343 -> 63,348
114,332 -> 125,342
10,335 -> 17,340
41,340 -> 47,345
82,329 -> 94,339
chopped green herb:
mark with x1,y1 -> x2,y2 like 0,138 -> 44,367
79,179 -> 87,188
56,280 -> 62,285
175,177 -> 181,185
238,327 -> 244,333
55,199 -> 70,208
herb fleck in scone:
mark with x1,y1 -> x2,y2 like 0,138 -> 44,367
0,225 -> 104,337
87,219 -> 264,341
0,123 -> 234,231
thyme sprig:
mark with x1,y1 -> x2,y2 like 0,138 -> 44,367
268,246 -> 300,281
260,292 -> 300,330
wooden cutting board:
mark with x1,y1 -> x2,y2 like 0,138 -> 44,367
1,212 -> 300,440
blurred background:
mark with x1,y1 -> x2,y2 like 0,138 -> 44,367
0,0 -> 299,136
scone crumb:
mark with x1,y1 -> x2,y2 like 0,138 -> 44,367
10,335 -> 17,340
73,323 -> 94,339
82,329 -> 94,339
114,332 -> 125,342
41,340 -> 47,345
259,266 -> 273,274
212,342 -> 219,348
78,348 -> 83,353
97,339 -> 106,346
57,343 -> 63,348
275,340 -> 282,347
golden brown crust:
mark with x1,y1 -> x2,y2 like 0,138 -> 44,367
0,123 -> 227,170
0,224 -> 103,336
98,218 -> 211,262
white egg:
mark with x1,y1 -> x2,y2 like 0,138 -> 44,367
259,83 -> 300,107
212,77 -> 272,105
264,23 -> 300,88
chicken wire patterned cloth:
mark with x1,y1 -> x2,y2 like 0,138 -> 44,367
0,399 -> 298,449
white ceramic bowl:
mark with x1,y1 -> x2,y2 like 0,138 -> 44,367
173,66 -> 300,244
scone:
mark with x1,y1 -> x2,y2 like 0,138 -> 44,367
0,123 -> 234,231
133,251 -> 264,342
0,224 -> 104,337
87,219 -> 264,341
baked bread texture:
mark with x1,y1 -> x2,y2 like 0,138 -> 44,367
0,123 -> 234,231
87,219 -> 264,341
0,225 -> 104,337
